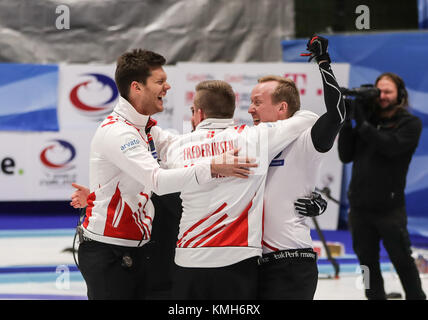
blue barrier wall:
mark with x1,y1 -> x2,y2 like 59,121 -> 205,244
0,63 -> 59,131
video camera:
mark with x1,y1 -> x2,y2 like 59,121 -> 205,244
340,84 -> 380,100
340,84 -> 380,120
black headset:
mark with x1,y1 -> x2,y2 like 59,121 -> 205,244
395,76 -> 407,105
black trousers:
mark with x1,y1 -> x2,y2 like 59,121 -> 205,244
78,240 -> 153,300
147,193 -> 182,299
172,256 -> 259,300
257,249 -> 318,300
349,206 -> 426,300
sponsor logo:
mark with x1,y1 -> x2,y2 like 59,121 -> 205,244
224,74 -> 261,85
283,73 -> 323,96
0,157 -> 24,175
120,139 -> 141,153
40,139 -> 76,171
69,73 -> 118,118
269,151 -> 284,167
186,73 -> 215,82
39,139 -> 77,187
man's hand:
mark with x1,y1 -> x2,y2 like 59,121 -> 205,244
211,148 -> 258,179
70,183 -> 90,208
301,34 -> 331,64
294,191 -> 327,217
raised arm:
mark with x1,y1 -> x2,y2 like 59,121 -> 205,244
302,35 -> 346,153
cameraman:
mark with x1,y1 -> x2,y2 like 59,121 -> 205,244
338,73 -> 425,300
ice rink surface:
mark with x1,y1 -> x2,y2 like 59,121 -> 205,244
1,227 -> 428,301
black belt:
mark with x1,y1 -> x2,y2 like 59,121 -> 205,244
258,248 -> 317,265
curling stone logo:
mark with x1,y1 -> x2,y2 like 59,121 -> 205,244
70,73 -> 118,118
39,139 -> 77,187
40,139 -> 76,171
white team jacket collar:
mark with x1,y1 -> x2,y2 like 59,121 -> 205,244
113,96 -> 150,128
195,118 -> 235,130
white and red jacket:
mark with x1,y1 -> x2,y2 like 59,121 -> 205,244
82,97 -> 212,247
163,110 -> 318,268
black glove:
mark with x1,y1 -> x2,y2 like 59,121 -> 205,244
301,35 -> 331,64
294,191 -> 327,217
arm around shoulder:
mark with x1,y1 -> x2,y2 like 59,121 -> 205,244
102,124 -> 210,195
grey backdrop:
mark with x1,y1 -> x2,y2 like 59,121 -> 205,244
0,0 -> 295,64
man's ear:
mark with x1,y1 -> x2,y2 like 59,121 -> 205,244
131,81 -> 143,93
278,101 -> 289,117
197,107 -> 206,121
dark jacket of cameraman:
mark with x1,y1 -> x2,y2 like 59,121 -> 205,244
338,106 -> 422,213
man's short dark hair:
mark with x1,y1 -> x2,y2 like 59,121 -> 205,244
115,49 -> 166,100
194,80 -> 236,118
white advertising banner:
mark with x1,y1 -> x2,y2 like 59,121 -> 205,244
57,63 -> 117,131
0,132 -> 34,200
58,64 -> 178,131
176,62 -> 350,130
0,64 -> 181,201
0,130 -> 91,200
